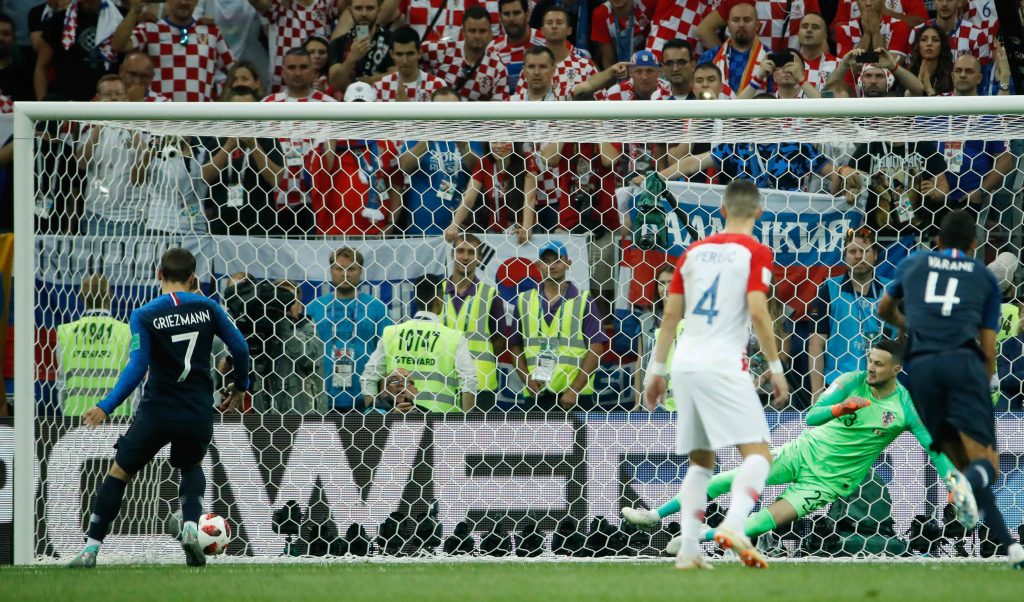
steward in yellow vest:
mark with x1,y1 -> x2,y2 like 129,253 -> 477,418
439,235 -> 506,411
362,274 -> 478,412
509,241 -> 607,411
56,275 -> 132,416
654,320 -> 685,411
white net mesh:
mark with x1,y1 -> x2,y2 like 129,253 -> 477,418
12,100 -> 1024,564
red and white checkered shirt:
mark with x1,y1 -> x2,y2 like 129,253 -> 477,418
373,70 -> 448,102
590,0 -> 657,60
598,78 -> 673,100
834,0 -> 928,25
260,0 -> 340,92
835,16 -> 912,58
0,92 -> 12,114
399,0 -> 502,43
647,0 -> 720,56
804,52 -> 840,91
524,141 -> 571,210
145,90 -> 173,102
965,0 -> 999,40
131,19 -> 234,102
477,30 -> 544,101
910,19 -> 992,64
420,39 -> 505,101
262,90 -> 336,208
512,47 -> 598,100
716,0 -> 821,52
420,39 -> 465,87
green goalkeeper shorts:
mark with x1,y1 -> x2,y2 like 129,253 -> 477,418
768,441 -> 843,517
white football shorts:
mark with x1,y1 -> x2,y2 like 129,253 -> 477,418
672,369 -> 770,454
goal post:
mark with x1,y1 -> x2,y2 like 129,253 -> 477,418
11,97 -> 1024,565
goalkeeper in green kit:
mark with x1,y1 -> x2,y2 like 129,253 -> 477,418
623,339 -> 961,546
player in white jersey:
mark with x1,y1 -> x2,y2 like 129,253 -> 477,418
644,180 -> 789,570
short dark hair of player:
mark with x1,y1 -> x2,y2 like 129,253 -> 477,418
225,86 -> 260,101
693,62 -> 723,80
431,86 -> 460,101
662,39 -> 694,61
415,273 -> 445,311
525,45 -> 556,65
938,210 -> 977,252
464,5 -> 491,25
0,13 -> 15,31
722,180 -> 761,219
392,25 -> 421,49
283,47 -> 310,60
498,0 -> 529,13
160,248 -> 197,284
871,338 -> 904,365
330,246 -> 365,268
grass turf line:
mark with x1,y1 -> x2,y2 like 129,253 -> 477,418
1,562 -> 1019,602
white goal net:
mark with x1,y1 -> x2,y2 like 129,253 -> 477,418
8,97 -> 1024,564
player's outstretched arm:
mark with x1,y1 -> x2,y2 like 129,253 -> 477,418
86,311 -> 152,427
212,301 -> 251,394
805,372 -> 869,426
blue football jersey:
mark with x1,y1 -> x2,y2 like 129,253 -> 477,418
98,292 -> 250,420
886,249 -> 1002,358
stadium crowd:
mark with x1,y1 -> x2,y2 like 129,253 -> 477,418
1,0 -> 1023,416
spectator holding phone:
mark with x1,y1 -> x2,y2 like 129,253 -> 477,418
826,47 -> 924,97
328,0 -> 394,92
738,48 -> 821,98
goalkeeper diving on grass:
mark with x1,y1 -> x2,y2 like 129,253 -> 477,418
624,339 -> 967,547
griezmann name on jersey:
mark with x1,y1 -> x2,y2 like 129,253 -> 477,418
886,249 -> 1002,358
668,232 -> 774,373
97,292 -> 250,421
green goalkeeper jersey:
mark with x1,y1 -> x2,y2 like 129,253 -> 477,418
797,371 -> 955,493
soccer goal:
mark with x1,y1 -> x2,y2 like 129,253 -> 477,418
9,97 -> 1024,565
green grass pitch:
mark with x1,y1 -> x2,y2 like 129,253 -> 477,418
2,561 -> 1020,602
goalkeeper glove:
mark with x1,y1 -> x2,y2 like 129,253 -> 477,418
831,396 -> 871,418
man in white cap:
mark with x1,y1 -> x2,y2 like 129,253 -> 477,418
343,81 -> 377,102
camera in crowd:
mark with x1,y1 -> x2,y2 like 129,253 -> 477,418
633,172 -> 672,251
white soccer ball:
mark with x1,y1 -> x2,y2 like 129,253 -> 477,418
197,513 -> 231,555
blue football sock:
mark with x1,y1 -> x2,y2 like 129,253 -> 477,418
86,475 -> 128,543
178,465 -> 206,525
964,459 -> 996,492
974,486 -> 1015,548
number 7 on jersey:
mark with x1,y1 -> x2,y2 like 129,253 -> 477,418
171,331 -> 198,382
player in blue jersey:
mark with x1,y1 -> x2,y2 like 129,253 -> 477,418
68,248 -> 251,568
880,210 -> 1024,569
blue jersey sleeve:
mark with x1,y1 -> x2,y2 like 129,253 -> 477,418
981,268 -> 1003,332
886,254 -> 913,300
211,301 -> 251,391
97,309 -> 151,416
